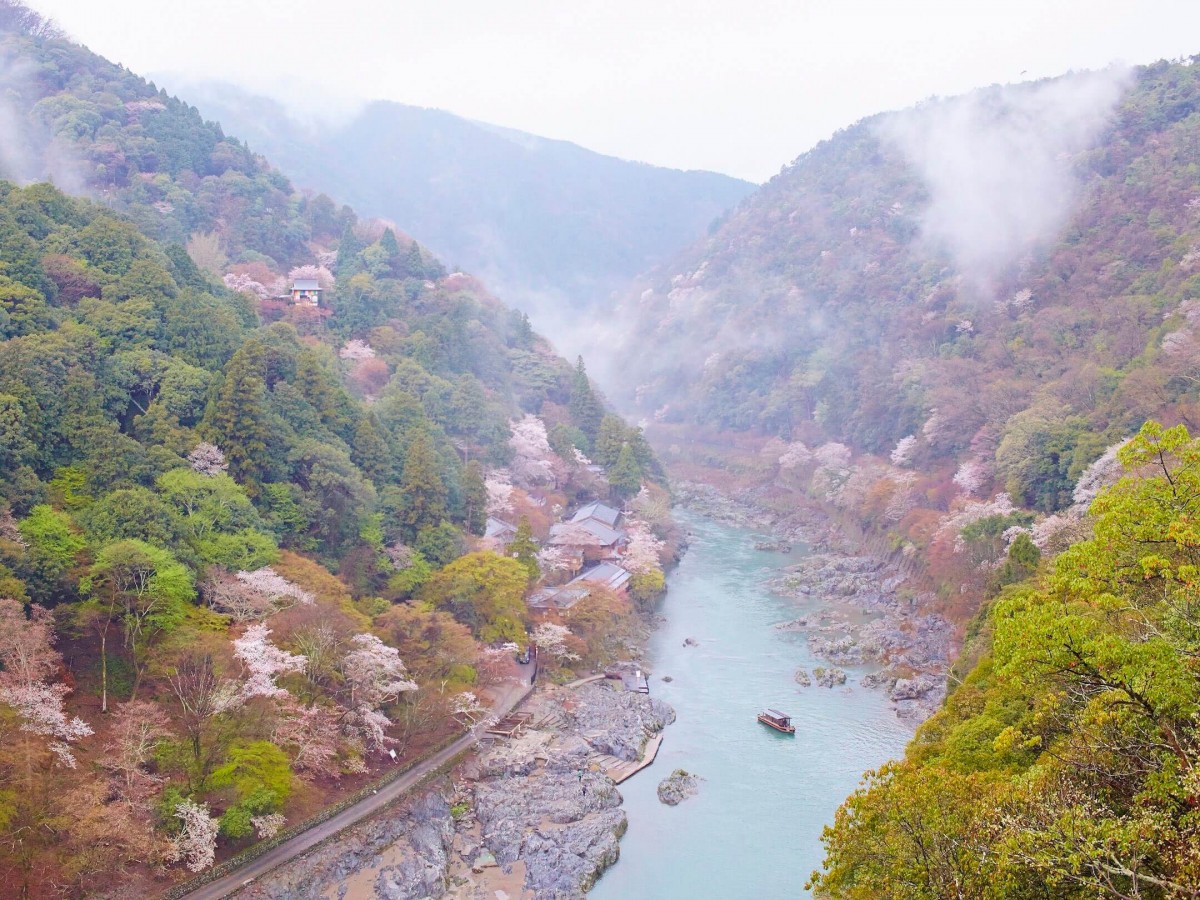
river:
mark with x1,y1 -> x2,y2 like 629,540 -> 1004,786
590,509 -> 913,897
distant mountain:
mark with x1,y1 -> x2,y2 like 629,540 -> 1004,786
614,60 -> 1200,508
157,79 -> 756,336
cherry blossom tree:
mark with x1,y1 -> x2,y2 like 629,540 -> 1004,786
622,518 -> 664,575
890,435 -> 917,467
1071,440 -> 1127,509
187,442 -> 228,476
167,799 -> 219,872
485,470 -> 515,517
233,623 -> 306,701
251,813 -> 287,840
953,458 -> 992,496
778,441 -> 813,470
533,622 -> 580,663
0,599 -> 92,769
232,566 -> 315,615
340,634 -> 417,752
103,700 -> 173,803
450,691 -> 487,725
222,272 -> 271,299
509,416 -> 558,487
339,339 -> 376,361
535,545 -> 571,576
273,699 -> 343,779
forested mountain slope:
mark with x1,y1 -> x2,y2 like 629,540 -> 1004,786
161,79 -> 755,332
0,9 -> 667,895
599,55 -> 1200,899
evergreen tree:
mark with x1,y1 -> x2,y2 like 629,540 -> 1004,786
378,228 -> 402,277
334,223 -> 363,281
569,357 -> 604,444
594,415 -> 628,469
206,342 -> 270,492
397,430 -> 448,541
401,241 -> 424,279
608,443 -> 643,501
294,350 -> 352,439
461,459 -> 488,536
351,414 -> 393,486
508,517 -> 540,583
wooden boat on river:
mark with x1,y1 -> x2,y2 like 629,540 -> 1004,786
757,708 -> 796,734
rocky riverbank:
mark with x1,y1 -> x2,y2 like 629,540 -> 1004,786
240,680 -> 673,900
676,480 -> 951,721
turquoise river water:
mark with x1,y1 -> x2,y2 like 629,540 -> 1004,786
590,510 -> 913,898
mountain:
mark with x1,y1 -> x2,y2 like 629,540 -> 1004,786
157,79 -> 755,339
0,9 -> 667,895
601,58 -> 1200,897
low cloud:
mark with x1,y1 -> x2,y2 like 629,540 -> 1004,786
878,66 -> 1132,294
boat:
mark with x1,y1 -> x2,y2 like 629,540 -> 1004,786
757,708 -> 796,734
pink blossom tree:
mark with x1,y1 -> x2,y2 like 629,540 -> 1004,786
890,435 -> 917,467
340,634 -> 417,752
533,622 -> 580,663
273,699 -> 343,779
0,599 -> 92,770
103,700 -> 173,804
233,623 -> 306,701
167,799 -> 219,872
622,518 -> 664,575
484,470 -> 514,517
187,442 -> 228,476
508,416 -> 558,487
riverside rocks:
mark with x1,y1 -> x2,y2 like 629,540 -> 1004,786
657,769 -> 701,806
457,682 -> 674,898
794,668 -> 811,686
769,549 -> 953,721
237,788 -> 456,900
812,666 -> 847,688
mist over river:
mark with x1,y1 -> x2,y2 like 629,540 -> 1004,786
591,510 -> 913,897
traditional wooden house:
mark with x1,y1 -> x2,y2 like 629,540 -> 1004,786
548,501 -> 627,561
526,560 -> 632,611
290,278 -> 322,306
484,516 -> 517,547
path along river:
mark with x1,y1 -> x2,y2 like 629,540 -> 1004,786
591,509 -> 913,897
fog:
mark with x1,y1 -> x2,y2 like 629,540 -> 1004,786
878,66 -> 1133,295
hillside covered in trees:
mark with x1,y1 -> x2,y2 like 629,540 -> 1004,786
164,79 -> 754,345
599,55 -> 1200,899
0,7 -> 669,895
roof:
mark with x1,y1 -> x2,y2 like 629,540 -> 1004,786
292,278 -> 321,291
571,501 -> 621,527
484,517 -> 517,540
527,585 -> 591,611
573,561 -> 632,592
764,709 -> 791,721
549,518 -> 625,547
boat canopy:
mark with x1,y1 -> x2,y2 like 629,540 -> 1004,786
764,708 -> 791,721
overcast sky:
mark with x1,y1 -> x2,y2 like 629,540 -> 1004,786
30,0 -> 1200,182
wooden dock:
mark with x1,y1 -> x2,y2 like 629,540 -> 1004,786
591,732 -> 664,784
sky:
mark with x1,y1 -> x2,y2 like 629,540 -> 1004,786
28,0 -> 1200,182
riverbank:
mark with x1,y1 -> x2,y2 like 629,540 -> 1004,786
234,680 -> 672,899
675,482 -> 951,721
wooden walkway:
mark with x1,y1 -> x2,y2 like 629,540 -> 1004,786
591,732 -> 664,784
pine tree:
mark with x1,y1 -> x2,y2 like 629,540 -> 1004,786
334,223 -> 363,281
569,356 -> 604,444
461,459 -> 488,536
206,342 -> 270,492
608,443 -> 643,501
595,415 -> 628,469
351,414 -> 393,486
378,228 -> 402,278
397,430 -> 448,542
508,517 -> 540,583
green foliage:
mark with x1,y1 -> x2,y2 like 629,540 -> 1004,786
507,518 -> 540,583
420,551 -> 528,645
816,421 -> 1200,897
